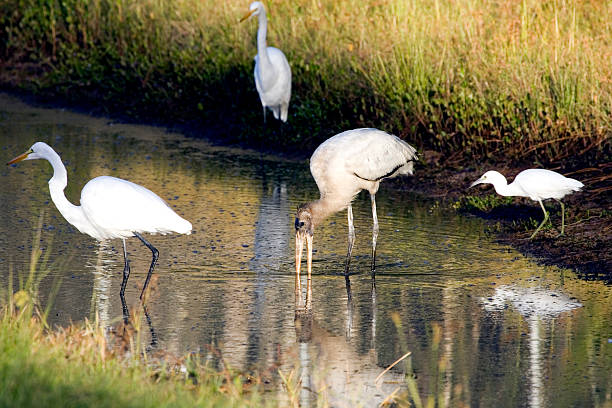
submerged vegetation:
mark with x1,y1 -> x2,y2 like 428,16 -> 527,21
0,0 -> 610,162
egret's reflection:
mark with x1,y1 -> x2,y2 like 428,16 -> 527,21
481,285 -> 582,408
247,181 -> 291,366
119,295 -> 159,349
90,242 -> 115,327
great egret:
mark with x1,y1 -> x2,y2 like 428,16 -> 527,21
241,1 -> 291,123
295,128 -> 418,287
7,142 -> 192,300
470,169 -> 583,239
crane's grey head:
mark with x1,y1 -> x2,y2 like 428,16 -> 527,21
7,142 -> 53,165
240,1 -> 264,22
469,170 -> 505,188
295,203 -> 314,238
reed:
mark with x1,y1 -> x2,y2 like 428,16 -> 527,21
1,0 -> 610,163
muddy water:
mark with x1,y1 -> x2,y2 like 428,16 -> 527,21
0,93 -> 610,407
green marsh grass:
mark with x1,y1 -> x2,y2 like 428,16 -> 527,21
0,292 -> 279,407
453,194 -> 515,212
1,0 -> 610,162
0,218 -> 272,407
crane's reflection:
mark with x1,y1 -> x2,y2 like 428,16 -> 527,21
292,271 -> 401,406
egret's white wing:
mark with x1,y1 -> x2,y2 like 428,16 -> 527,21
514,169 -> 583,200
81,176 -> 191,239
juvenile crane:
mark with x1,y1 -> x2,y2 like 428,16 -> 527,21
7,142 -> 192,300
295,128 -> 418,285
241,1 -> 291,123
470,169 -> 583,239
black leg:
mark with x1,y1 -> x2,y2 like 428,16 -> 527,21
370,193 -> 379,276
120,293 -> 130,324
120,238 -> 130,298
134,232 -> 159,300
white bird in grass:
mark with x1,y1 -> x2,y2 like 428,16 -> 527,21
241,1 -> 291,123
7,142 -> 192,300
295,128 -> 418,292
470,169 -> 583,239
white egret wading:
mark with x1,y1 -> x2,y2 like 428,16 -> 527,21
7,142 -> 192,300
241,1 -> 291,123
470,169 -> 583,239
294,128 -> 418,293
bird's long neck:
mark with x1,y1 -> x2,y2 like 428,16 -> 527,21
492,177 -> 525,197
308,197 -> 349,229
44,150 -> 91,231
256,10 -> 273,72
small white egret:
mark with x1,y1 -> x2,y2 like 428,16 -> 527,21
470,169 -> 583,239
295,128 -> 418,286
7,142 -> 192,300
241,1 -> 291,123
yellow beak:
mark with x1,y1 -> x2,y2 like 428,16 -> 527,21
7,149 -> 32,165
240,9 -> 256,22
295,231 -> 312,278
295,231 -> 304,276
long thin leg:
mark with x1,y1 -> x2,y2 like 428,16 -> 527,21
262,106 -> 267,125
370,193 -> 379,276
556,200 -> 566,236
530,200 -> 550,239
344,204 -> 356,275
120,238 -> 130,298
134,232 -> 159,300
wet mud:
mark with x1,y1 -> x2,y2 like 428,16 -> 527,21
400,152 -> 611,282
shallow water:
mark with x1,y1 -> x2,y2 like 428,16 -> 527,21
0,93 -> 610,407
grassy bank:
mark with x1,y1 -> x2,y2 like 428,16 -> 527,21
0,293 -> 278,407
1,0 -> 611,162
0,221 -> 271,407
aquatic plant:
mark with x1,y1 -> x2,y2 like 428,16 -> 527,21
454,194 -> 515,212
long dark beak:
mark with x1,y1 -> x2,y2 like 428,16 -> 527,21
7,149 -> 32,165
240,9 -> 255,22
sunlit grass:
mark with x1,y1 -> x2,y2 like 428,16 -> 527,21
0,294 -> 280,407
1,0 -> 609,161
0,217 -> 271,408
